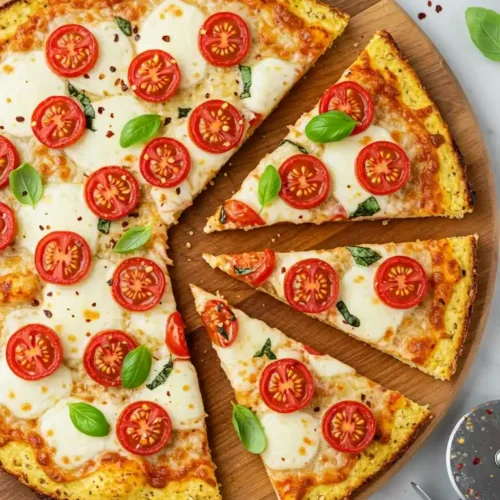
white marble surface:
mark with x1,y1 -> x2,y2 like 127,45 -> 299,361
374,0 -> 500,498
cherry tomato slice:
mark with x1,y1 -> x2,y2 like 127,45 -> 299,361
222,200 -> 265,227
128,50 -> 181,103
322,401 -> 377,453
140,137 -> 191,188
199,12 -> 250,67
304,344 -> 321,356
0,136 -> 20,188
83,330 -> 137,387
32,96 -> 86,149
189,100 -> 244,154
35,231 -> 91,285
201,300 -> 238,348
117,401 -> 172,456
374,256 -> 427,309
6,324 -> 63,381
112,258 -> 166,312
355,141 -> 410,196
45,24 -> 98,78
259,358 -> 314,413
85,166 -> 139,220
0,202 -> 16,251
319,81 -> 374,135
165,311 -> 190,359
228,249 -> 275,287
284,258 -> 339,314
279,154 -> 330,210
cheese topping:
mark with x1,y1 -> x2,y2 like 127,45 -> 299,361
305,353 -> 356,378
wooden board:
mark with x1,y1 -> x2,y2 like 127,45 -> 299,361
2,0 -> 498,498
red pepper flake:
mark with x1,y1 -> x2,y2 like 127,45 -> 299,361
43,310 -> 52,318
83,73 -> 90,79
472,457 -> 481,465
486,408 -> 493,415
106,130 -> 115,138
98,106 -> 105,114
31,299 -> 40,307
418,12 -> 427,20
77,216 -> 82,221
134,34 -> 141,41
110,66 -> 116,73
436,5 -> 442,13
114,34 -> 119,42
15,116 -> 25,122
457,463 -> 464,470
120,80 -> 129,92
162,35 -> 170,42
427,0 -> 432,6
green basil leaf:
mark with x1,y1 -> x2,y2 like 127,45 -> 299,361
350,196 -> 380,218
146,355 -> 173,391
116,16 -> 132,36
97,218 -> 111,235
346,246 -> 382,267
239,65 -> 252,99
69,402 -> 110,437
68,82 -> 96,131
279,139 -> 309,155
217,325 -> 229,341
465,7 -> 500,61
219,205 -> 227,224
234,266 -> 254,276
232,403 -> 266,454
253,338 -> 276,360
178,107 -> 192,118
336,301 -> 360,328
305,111 -> 357,143
122,345 -> 152,389
258,165 -> 281,212
9,163 -> 43,207
120,114 -> 161,148
113,225 -> 152,254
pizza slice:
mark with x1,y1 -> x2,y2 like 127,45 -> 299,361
204,30 -> 474,233
203,235 -> 478,380
191,285 -> 431,500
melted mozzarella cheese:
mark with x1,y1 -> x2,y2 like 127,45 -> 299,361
305,353 -> 356,378
136,0 -> 207,89
16,183 -> 99,255
0,51 -> 66,137
276,347 -> 301,361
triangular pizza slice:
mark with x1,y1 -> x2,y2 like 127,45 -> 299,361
204,30 -> 473,233
191,285 -> 431,500
203,235 -> 478,380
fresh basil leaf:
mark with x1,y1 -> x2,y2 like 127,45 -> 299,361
68,82 -> 96,131
253,338 -> 276,360
305,111 -> 357,143
239,65 -> 252,99
336,301 -> 360,328
258,165 -> 281,212
120,114 -> 161,148
122,345 -> 152,389
346,246 -> 382,267
178,107 -> 192,118
232,403 -> 266,454
146,355 -> 173,390
217,325 -> 229,341
69,402 -> 110,437
465,7 -> 500,61
279,139 -> 309,155
97,218 -> 111,235
9,163 -> 43,207
113,225 -> 152,254
350,197 -> 380,218
116,16 -> 132,36
234,266 -> 254,276
219,205 -> 227,224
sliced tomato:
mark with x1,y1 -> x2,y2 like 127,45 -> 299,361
111,258 -> 166,312
117,401 -> 172,456
222,200 -> 265,227
6,324 -> 62,381
189,100 -> 244,154
259,358 -> 314,413
35,231 -> 91,285
201,300 -> 238,347
0,136 -> 20,188
355,141 -> 410,195
199,12 -> 250,67
374,256 -> 427,309
128,50 -> 181,103
228,249 -> 275,287
0,202 -> 16,251
85,166 -> 139,220
319,81 -> 374,135
279,154 -> 330,209
45,24 -> 98,78
304,344 -> 321,356
166,312 -> 190,359
140,137 -> 190,188
31,96 -> 86,149
248,112 -> 263,128
322,401 -> 377,453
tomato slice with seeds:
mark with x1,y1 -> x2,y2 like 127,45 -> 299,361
322,401 -> 377,453
45,24 -> 98,78
0,202 -> 16,251
222,200 -> 265,227
319,81 -> 374,135
189,100 -> 244,154
279,154 -> 330,210
201,300 -> 238,348
0,136 -> 20,188
83,330 -> 137,387
355,141 -> 410,196
140,137 -> 191,188
199,12 -> 250,67
374,256 -> 427,309
85,166 -> 139,220
284,258 -> 339,314
128,50 -> 181,103
228,249 -> 275,287
6,324 -> 62,381
32,96 -> 86,149
117,401 -> 172,456
165,311 -> 190,359
259,358 -> 314,413
112,258 -> 166,312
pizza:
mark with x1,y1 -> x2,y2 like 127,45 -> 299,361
204,235 -> 478,380
204,30 -> 474,233
191,285 -> 431,500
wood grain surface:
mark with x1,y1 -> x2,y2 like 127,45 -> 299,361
2,0 -> 498,498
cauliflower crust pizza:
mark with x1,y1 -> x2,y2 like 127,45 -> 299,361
191,285 -> 431,500
204,235 -> 478,380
